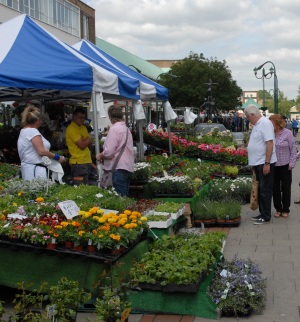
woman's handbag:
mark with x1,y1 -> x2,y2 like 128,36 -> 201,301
250,171 -> 259,211
100,169 -> 113,188
99,129 -> 129,188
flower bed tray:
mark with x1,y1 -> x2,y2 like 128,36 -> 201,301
162,273 -> 204,293
138,282 -> 163,291
153,210 -> 183,220
147,216 -> 172,229
154,193 -> 194,198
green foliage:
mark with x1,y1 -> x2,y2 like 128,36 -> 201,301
94,286 -> 131,322
11,281 -> 48,321
159,52 -> 243,112
0,163 -> 20,181
47,277 -> 91,322
130,232 -> 225,286
208,176 -> 252,203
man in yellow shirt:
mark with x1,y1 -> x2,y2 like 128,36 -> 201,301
66,108 -> 98,185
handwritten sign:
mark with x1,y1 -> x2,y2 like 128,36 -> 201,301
58,200 -> 79,219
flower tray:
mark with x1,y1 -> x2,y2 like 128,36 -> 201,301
193,219 -> 217,228
162,272 -> 205,293
216,218 -> 241,227
147,216 -> 172,229
138,282 -> 163,291
153,210 -> 183,220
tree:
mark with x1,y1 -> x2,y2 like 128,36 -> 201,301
264,90 -> 294,116
295,86 -> 300,112
159,52 -> 243,113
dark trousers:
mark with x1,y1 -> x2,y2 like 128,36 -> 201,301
292,128 -> 298,136
70,163 -> 98,185
273,164 -> 292,213
254,163 -> 275,221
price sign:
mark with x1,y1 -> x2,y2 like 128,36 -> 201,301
58,200 -> 79,219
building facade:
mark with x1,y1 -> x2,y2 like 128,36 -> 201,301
0,0 -> 95,44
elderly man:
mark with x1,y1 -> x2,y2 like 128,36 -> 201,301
245,104 -> 277,225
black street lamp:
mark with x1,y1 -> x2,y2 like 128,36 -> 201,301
253,67 -> 273,111
253,61 -> 278,114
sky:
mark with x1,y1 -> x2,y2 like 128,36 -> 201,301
84,0 -> 300,100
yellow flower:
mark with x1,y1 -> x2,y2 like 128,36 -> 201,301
97,209 -> 104,215
140,216 -> 148,221
18,191 -> 24,197
36,197 -> 44,203
12,202 -> 17,207
78,230 -> 85,236
60,221 -> 70,227
124,210 -> 132,215
78,210 -> 86,216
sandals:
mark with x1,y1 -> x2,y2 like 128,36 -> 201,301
282,213 -> 289,218
274,212 -> 281,218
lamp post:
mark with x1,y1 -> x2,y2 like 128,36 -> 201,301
253,67 -> 273,112
253,61 -> 278,114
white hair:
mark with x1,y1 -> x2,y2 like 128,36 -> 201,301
244,104 -> 261,116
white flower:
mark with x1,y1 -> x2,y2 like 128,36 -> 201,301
95,193 -> 103,198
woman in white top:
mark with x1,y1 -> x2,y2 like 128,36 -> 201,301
17,105 -> 65,181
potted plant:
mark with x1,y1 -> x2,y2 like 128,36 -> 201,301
94,285 -> 131,322
207,255 -> 267,317
47,277 -> 91,322
10,281 -> 48,321
192,200 -> 217,227
208,176 -> 252,204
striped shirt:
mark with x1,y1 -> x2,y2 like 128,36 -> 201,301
275,128 -> 297,168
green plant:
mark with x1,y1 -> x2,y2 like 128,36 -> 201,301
47,277 -> 91,322
94,285 -> 131,322
11,281 -> 49,322
130,232 -> 225,286
208,176 -> 252,203
224,165 -> 239,177
207,255 -> 267,317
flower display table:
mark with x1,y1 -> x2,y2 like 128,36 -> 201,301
0,237 -> 148,296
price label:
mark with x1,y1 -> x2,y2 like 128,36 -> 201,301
58,200 -> 79,219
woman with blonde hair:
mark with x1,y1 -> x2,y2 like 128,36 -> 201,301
269,114 -> 297,218
17,105 -> 65,181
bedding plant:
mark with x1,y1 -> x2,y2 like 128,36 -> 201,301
207,255 -> 267,317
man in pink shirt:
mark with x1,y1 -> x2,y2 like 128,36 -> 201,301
96,105 -> 134,196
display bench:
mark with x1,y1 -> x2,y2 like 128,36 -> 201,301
128,268 -> 217,319
0,237 -> 148,296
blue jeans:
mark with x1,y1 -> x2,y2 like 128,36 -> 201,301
254,163 -> 275,221
112,169 -> 132,196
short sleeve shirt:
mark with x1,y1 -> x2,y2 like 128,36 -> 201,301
247,116 -> 277,166
66,121 -> 92,164
17,128 -> 50,164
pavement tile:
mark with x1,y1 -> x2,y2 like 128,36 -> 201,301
153,315 -> 182,322
139,314 -> 156,322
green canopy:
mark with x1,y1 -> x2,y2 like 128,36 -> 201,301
241,98 -> 262,110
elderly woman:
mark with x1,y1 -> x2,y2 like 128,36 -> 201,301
269,114 -> 297,218
96,105 -> 134,196
17,105 -> 65,181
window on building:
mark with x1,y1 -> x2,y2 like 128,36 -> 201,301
2,0 -> 80,37
82,13 -> 89,40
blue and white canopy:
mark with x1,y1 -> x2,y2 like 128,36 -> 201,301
73,39 -> 169,101
0,15 -> 140,102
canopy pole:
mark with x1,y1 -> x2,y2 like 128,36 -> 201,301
91,92 -> 100,155
167,121 -> 172,154
137,119 -> 145,161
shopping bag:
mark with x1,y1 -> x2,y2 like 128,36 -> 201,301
250,172 -> 259,211
100,170 -> 113,188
